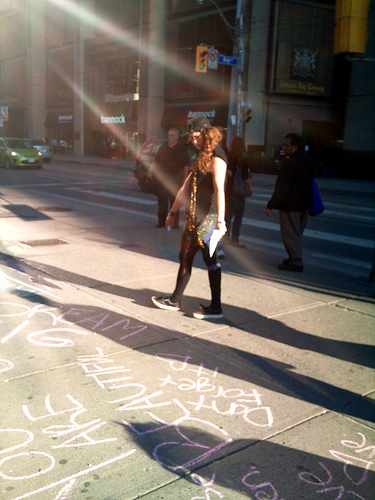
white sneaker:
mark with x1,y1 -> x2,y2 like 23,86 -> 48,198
193,305 -> 223,319
217,249 -> 225,259
151,296 -> 180,311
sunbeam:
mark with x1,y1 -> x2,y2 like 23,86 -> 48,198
48,0 -> 231,94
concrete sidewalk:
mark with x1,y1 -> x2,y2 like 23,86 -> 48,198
1,161 -> 374,499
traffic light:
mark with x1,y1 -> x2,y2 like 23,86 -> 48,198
242,107 -> 252,123
334,0 -> 370,55
195,46 -> 208,73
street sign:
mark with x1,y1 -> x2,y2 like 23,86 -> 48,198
218,55 -> 238,66
207,48 -> 218,70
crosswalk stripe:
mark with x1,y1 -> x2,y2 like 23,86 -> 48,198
241,218 -> 374,249
67,187 -> 157,205
238,236 -> 371,270
28,190 -> 373,251
247,196 -> 375,222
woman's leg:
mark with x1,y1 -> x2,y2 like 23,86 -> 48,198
202,246 -> 221,309
170,232 -> 199,303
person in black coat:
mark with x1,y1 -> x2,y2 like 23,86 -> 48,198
266,133 -> 313,272
147,128 -> 189,228
224,136 -> 253,248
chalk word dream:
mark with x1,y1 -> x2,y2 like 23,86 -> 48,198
0,302 -> 148,347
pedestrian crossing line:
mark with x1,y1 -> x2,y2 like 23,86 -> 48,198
28,190 -> 373,251
247,197 -> 375,222
241,218 -> 374,249
28,191 -> 156,219
67,187 -> 157,205
6,180 -> 108,189
239,235 -> 370,270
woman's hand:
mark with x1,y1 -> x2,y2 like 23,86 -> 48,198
165,212 -> 176,228
216,221 -> 227,238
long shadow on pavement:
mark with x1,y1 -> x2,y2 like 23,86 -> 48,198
6,289 -> 375,425
3,252 -> 374,371
118,423 -> 375,498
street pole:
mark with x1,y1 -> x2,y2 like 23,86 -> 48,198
198,0 -> 244,144
226,0 -> 243,146
236,1 -> 244,138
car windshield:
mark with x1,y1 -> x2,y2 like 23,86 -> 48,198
32,140 -> 44,146
6,139 -> 32,148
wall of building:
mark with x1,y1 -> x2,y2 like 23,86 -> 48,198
0,0 -> 372,176
138,0 -> 166,144
341,1 -> 375,177
263,1 -> 341,162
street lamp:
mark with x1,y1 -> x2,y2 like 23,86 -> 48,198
197,0 -> 244,142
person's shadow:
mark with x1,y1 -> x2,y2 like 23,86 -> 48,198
7,285 -> 375,425
2,253 -> 375,499
119,422 -> 374,498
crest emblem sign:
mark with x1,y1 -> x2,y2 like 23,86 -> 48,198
291,46 -> 318,81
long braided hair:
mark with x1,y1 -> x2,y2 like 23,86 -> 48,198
195,127 -> 222,174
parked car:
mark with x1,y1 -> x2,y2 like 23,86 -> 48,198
0,138 -> 43,169
32,139 -> 54,163
133,138 -> 163,192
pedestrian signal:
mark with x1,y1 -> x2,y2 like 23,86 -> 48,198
242,107 -> 252,123
196,46 -> 208,73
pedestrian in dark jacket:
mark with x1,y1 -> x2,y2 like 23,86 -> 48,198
224,136 -> 253,248
147,128 -> 189,228
266,133 -> 313,272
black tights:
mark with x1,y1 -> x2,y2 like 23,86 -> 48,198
170,231 -> 221,308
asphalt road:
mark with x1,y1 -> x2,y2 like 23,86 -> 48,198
1,160 -> 374,283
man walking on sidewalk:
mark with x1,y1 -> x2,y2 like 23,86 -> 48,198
266,133 -> 313,272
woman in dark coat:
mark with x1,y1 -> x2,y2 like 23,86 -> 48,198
224,136 -> 253,247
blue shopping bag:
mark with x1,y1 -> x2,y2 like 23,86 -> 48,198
309,178 -> 325,216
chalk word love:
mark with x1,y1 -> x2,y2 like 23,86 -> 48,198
299,432 -> 373,499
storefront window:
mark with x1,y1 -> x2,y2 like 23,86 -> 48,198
94,0 -> 140,31
168,0 -> 233,17
0,8 -> 27,56
45,3 -> 75,48
105,60 -> 139,97
46,49 -> 74,107
165,10 -> 234,99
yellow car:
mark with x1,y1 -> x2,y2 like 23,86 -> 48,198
0,137 -> 43,169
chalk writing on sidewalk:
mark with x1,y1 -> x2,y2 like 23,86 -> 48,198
1,341 -> 373,499
0,390 -> 136,499
0,302 -> 148,347
0,358 -> 14,374
298,432 -> 374,499
156,353 -> 273,427
190,473 -> 224,499
1,261 -> 373,500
